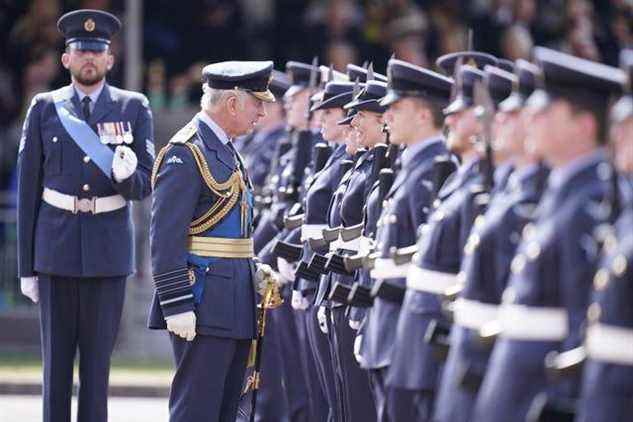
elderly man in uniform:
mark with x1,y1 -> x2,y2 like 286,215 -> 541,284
148,61 -> 275,422
17,9 -> 154,422
472,47 -> 625,422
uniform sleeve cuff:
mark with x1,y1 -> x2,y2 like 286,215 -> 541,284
153,268 -> 195,315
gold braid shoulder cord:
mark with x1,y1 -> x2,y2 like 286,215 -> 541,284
151,139 -> 247,235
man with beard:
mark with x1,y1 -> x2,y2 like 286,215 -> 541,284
16,9 -> 154,422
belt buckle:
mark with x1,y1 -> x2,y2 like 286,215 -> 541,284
74,197 -> 96,214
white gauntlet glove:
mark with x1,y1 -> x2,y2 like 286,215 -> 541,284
165,311 -> 197,341
317,306 -> 329,334
349,319 -> 361,331
354,335 -> 364,365
255,263 -> 279,294
277,258 -> 297,284
20,276 -> 39,303
112,145 -> 138,182
291,290 -> 310,311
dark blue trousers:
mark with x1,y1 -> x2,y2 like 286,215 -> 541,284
306,305 -> 339,422
273,302 -> 311,422
387,387 -> 434,422
169,333 -> 251,422
254,309 -> 290,422
294,306 -> 330,422
330,307 -> 376,422
368,368 -> 390,422
39,274 -> 126,422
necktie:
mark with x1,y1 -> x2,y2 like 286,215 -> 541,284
81,96 -> 92,121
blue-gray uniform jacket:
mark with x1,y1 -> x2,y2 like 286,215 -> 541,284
147,114 -> 256,340
294,144 -> 349,293
433,164 -> 548,422
473,152 -> 610,422
241,124 -> 287,191
360,138 -> 450,370
385,156 -> 483,390
17,83 -> 154,278
314,148 -> 374,307
578,203 -> 633,421
252,129 -> 316,253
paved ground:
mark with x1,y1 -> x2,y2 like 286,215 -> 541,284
0,395 -> 169,422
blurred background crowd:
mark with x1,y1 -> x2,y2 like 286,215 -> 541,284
0,0 -> 631,357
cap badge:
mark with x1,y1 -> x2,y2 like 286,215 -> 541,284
84,18 -> 96,32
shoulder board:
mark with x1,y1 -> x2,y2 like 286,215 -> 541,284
169,122 -> 197,144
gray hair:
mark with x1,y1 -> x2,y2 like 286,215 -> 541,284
201,84 -> 248,111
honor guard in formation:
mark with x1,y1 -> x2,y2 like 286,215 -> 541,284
16,9 -> 154,422
17,8 -> 633,421
237,47 -> 633,422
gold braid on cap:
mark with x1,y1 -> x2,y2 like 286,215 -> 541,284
151,124 -> 247,235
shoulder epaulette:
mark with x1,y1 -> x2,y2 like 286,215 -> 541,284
169,122 -> 197,144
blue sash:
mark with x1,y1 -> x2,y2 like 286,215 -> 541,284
53,100 -> 114,179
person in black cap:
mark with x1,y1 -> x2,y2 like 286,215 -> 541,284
472,47 -> 625,422
148,60 -> 277,422
238,70 -> 291,194
433,58 -> 549,422
16,9 -> 154,422
359,57 -> 456,422
577,49 -> 633,422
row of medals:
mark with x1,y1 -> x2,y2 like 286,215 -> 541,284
97,122 -> 134,145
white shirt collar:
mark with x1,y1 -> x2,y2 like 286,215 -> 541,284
548,149 -> 606,191
401,135 -> 443,168
197,112 -> 231,145
74,80 -> 105,105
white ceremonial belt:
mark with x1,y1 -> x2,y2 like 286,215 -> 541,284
498,304 -> 568,341
586,323 -> 633,366
371,258 -> 410,279
330,234 -> 360,253
301,224 -> 327,242
43,187 -> 126,214
453,298 -> 499,330
406,265 -> 459,295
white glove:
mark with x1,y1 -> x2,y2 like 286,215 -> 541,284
349,319 -> 361,331
112,145 -> 138,182
255,263 -> 279,293
165,311 -> 197,341
291,290 -> 310,311
20,276 -> 39,303
317,306 -> 329,334
277,258 -> 297,284
354,335 -> 364,365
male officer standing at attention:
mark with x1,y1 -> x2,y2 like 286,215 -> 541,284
472,47 -> 625,422
16,9 -> 154,422
148,61 -> 275,422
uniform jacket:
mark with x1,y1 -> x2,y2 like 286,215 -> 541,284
17,83 -> 154,278
148,114 -> 256,340
360,138 -> 450,369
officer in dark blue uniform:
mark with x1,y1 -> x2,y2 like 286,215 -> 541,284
433,59 -> 549,422
472,47 -> 625,422
577,50 -> 633,422
295,79 -> 356,422
315,78 -> 388,422
252,61 -> 321,254
16,10 -> 154,422
148,61 -> 276,422
240,71 -> 291,194
358,57 -> 456,422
